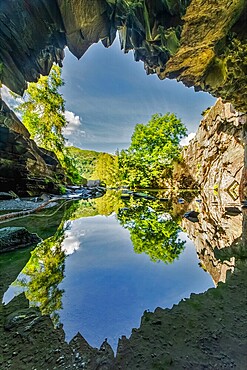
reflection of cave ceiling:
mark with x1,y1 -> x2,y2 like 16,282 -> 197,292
0,0 -> 246,110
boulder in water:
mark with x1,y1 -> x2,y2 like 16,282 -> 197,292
0,227 -> 41,253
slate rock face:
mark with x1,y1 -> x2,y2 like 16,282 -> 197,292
0,0 -> 66,95
57,0 -> 110,59
182,192 -> 241,286
182,99 -> 246,195
163,0 -> 247,111
0,98 -> 65,196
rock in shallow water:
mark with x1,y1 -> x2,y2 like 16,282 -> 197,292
0,192 -> 15,200
0,227 -> 41,253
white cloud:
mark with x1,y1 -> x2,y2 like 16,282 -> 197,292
180,132 -> 196,147
63,110 -> 86,137
65,110 -> 81,126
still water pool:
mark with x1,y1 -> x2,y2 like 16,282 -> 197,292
59,215 -> 213,350
3,194 -> 214,351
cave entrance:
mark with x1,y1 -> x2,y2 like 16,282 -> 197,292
60,39 -> 215,154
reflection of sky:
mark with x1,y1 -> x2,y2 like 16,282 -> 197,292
3,272 -> 29,305
59,214 -> 214,351
61,40 -> 216,153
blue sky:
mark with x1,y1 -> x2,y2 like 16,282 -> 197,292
61,38 -> 216,153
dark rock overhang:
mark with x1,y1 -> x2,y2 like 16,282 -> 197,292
0,0 -> 246,110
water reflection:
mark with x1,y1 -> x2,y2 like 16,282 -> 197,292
3,190 -> 215,350
58,215 -> 212,350
118,198 -> 186,263
1,189 -> 247,368
182,190 -> 242,285
17,230 -> 66,326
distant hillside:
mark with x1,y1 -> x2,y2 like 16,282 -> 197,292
67,146 -> 101,180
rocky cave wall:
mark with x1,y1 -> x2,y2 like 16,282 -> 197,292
0,0 -> 246,111
182,192 -> 241,285
0,98 -> 65,196
178,98 -> 246,285
182,98 -> 246,193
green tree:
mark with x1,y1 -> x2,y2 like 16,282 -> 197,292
15,65 -> 83,184
17,65 -> 66,152
66,147 -> 100,179
16,228 -> 66,326
15,201 -> 82,325
119,113 -> 187,187
92,152 -> 120,187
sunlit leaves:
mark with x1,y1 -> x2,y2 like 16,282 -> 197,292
17,65 -> 66,152
17,230 -> 66,325
92,152 -> 120,187
14,65 -> 83,184
119,113 -> 187,188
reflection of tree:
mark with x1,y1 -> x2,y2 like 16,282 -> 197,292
94,190 -> 124,216
15,202 -> 79,325
14,194 -> 123,324
118,198 -> 185,263
18,229 -> 66,325
70,200 -> 98,219
13,192 -> 185,325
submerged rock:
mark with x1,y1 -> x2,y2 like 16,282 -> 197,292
133,192 -> 156,200
224,207 -> 242,216
0,227 -> 40,253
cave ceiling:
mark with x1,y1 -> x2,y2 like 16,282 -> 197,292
0,0 -> 246,111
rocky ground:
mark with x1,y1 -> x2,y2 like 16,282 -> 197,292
0,187 -> 105,211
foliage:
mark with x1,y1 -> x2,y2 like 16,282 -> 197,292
69,199 -> 98,219
65,147 -> 120,186
92,152 -> 120,187
17,65 -> 66,152
15,201 -> 80,325
118,197 -> 185,264
66,146 -> 100,179
15,65 -> 83,185
18,229 -> 66,325
59,147 -> 86,185
94,190 -> 124,216
119,113 -> 187,188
